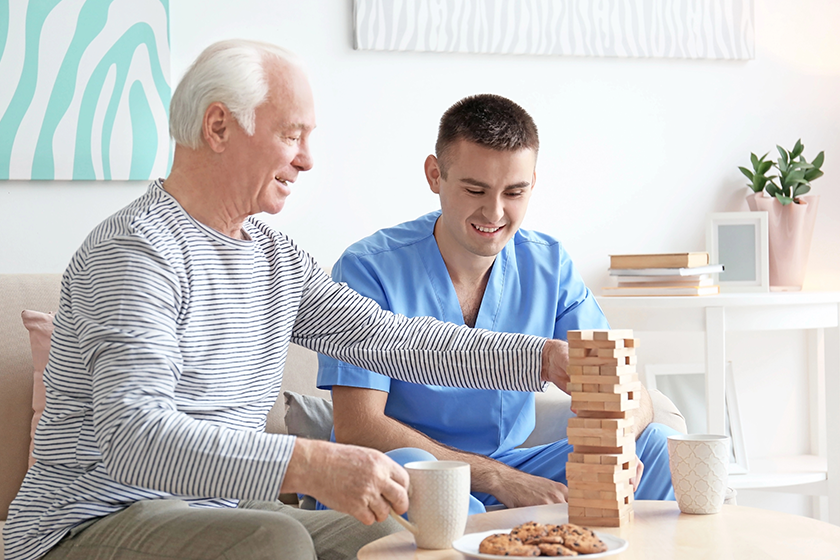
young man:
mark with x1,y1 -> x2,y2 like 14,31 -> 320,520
3,46 -> 573,560
318,94 -> 677,513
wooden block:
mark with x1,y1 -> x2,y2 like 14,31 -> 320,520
570,507 -> 633,527
571,392 -> 624,402
568,496 -> 632,510
567,365 -> 585,375
582,366 -> 602,375
599,381 -> 643,394
568,428 -> 636,448
624,338 -> 639,348
593,329 -> 634,340
566,417 -> 633,431
568,505 -> 587,517
568,347 -> 591,359
566,468 -> 634,484
595,365 -> 638,376
583,454 -> 603,464
568,355 -> 632,366
569,515 -> 631,528
573,441 -> 635,455
568,488 -> 606,500
597,347 -> 636,358
567,382 -> 583,393
567,338 -> 625,349
574,409 -> 630,419
574,402 -> 607,412
583,383 -> 600,393
595,452 -> 637,467
569,373 -> 638,386
568,462 -> 628,476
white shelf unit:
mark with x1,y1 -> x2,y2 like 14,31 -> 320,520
597,292 -> 840,525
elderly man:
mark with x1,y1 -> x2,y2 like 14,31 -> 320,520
318,94 -> 676,515
3,43 -> 571,560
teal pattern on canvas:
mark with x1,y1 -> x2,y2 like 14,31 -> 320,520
0,0 -> 170,180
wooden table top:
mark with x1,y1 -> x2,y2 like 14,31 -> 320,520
358,500 -> 840,559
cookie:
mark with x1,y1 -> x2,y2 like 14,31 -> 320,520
479,533 -> 522,555
478,533 -> 540,556
537,542 -> 579,556
511,521 -> 547,544
558,523 -> 607,554
537,524 -> 565,544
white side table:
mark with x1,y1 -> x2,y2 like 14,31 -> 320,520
596,292 -> 840,525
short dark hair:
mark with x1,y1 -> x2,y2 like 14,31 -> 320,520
435,94 -> 539,178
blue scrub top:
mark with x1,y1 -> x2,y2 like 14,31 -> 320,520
317,211 -> 608,457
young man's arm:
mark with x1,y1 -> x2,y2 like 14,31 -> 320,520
331,385 -> 568,508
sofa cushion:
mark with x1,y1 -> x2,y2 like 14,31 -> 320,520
21,310 -> 53,468
283,391 -> 334,441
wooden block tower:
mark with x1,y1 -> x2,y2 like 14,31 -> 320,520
565,329 -> 641,527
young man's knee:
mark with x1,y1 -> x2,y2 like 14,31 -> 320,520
640,422 -> 680,447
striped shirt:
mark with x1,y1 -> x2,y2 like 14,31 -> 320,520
3,181 -> 546,560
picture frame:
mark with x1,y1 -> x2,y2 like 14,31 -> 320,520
706,211 -> 769,293
642,362 -> 748,474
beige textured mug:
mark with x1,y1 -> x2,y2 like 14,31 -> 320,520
398,460 -> 470,549
667,434 -> 730,514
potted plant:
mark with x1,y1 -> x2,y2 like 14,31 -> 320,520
738,139 -> 824,291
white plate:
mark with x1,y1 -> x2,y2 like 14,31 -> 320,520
452,528 -> 628,559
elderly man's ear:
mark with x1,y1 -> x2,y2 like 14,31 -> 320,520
425,154 -> 442,194
202,102 -> 232,153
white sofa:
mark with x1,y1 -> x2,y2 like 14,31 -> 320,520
0,273 -> 686,558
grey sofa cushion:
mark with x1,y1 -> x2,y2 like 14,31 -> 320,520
283,391 -> 334,441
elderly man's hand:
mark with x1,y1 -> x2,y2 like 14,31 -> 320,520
281,438 -> 410,524
540,339 -> 571,393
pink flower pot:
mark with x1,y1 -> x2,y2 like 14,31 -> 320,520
746,192 -> 820,291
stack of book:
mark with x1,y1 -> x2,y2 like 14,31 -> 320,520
602,252 -> 723,297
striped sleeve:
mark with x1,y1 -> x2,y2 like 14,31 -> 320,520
291,263 -> 547,393
72,236 -> 293,502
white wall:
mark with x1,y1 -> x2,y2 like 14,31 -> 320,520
2,0 -> 838,516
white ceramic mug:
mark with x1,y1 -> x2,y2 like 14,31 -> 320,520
403,460 -> 470,549
667,434 -> 730,514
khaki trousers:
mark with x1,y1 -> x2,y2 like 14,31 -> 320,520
42,499 -> 401,560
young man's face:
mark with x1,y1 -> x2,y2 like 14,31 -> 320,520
427,139 -> 536,261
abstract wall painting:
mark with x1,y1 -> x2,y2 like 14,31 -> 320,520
353,0 -> 755,60
0,0 -> 171,181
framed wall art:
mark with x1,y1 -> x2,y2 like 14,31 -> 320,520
353,0 -> 755,60
0,0 -> 171,181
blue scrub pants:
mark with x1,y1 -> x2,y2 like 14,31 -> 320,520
317,423 -> 677,514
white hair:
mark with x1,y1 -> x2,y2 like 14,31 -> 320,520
169,39 -> 300,149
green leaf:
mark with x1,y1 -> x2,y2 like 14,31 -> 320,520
766,183 -> 781,197
793,184 -> 811,197
739,166 -> 755,180
758,160 -> 774,174
750,152 -> 759,168
775,193 -> 794,205
792,139 -> 804,159
812,151 -> 825,169
777,145 -> 789,165
804,169 -> 824,182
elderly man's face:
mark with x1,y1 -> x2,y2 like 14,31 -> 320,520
228,60 -> 316,216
